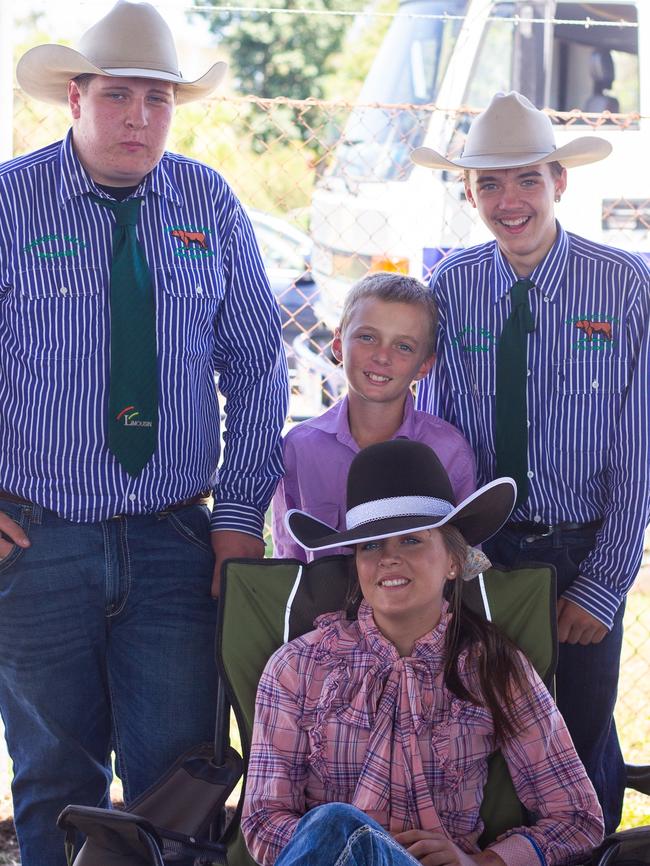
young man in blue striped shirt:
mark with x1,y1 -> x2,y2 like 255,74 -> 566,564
0,3 -> 288,863
412,91 -> 649,834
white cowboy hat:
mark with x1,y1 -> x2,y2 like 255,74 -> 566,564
411,91 -> 612,171
16,0 -> 227,106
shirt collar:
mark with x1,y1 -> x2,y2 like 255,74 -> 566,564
57,128 -> 182,207
357,599 -> 451,660
307,395 -> 417,451
492,221 -> 569,304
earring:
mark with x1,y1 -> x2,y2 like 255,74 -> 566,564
555,195 -> 561,203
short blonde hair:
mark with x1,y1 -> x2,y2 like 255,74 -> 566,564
339,272 -> 438,356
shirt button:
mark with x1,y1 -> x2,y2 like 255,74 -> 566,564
60,286 -> 68,295
544,297 -> 550,303
591,380 -> 599,389
196,286 -> 203,295
128,493 -> 136,502
533,514 -> 542,523
527,470 -> 534,479
527,368 -> 532,376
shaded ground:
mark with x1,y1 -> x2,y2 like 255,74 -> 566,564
0,818 -> 19,865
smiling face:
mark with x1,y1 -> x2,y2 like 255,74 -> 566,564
68,74 -> 175,187
465,163 -> 567,277
355,528 -> 457,655
332,298 -> 435,411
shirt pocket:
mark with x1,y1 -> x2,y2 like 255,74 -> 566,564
553,358 -> 627,452
154,265 -> 225,360
10,267 -> 102,361
452,353 -> 497,457
551,358 -> 628,492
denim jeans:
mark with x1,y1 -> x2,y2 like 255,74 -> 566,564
0,498 -> 219,866
483,524 -> 626,834
276,804 -> 419,866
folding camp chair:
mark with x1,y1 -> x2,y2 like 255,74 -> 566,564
58,554 -> 649,865
217,554 -> 558,866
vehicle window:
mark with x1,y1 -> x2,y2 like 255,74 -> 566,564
451,1 -> 640,157
329,0 -> 468,184
552,3 -> 639,117
464,10 -> 514,109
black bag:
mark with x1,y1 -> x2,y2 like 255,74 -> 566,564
58,741 -> 242,865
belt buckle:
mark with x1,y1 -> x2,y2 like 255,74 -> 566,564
525,523 -> 553,542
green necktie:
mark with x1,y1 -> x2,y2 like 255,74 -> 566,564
495,279 -> 535,507
91,195 -> 158,476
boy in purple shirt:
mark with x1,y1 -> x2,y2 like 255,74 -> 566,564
272,272 -> 476,561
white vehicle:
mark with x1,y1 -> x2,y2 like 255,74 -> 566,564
298,0 -> 647,402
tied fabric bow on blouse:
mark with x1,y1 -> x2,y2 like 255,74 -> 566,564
341,609 -> 452,837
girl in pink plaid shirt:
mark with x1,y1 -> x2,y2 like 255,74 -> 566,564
243,441 -> 604,866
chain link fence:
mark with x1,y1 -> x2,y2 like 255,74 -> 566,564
11,92 -> 650,808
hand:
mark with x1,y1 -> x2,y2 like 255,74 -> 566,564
557,597 -> 608,645
393,830 -> 504,866
210,529 -> 265,598
0,511 -> 31,559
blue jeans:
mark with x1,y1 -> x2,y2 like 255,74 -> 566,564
483,525 -> 626,834
276,804 -> 418,866
0,499 -> 219,866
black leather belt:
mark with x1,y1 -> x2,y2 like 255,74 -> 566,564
505,519 -> 602,537
0,491 -> 32,506
157,491 -> 212,513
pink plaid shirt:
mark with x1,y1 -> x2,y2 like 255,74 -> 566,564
242,603 -> 603,866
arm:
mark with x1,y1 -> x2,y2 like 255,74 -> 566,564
561,266 -> 650,632
492,664 -> 604,866
210,201 -> 289,548
242,645 -> 310,866
211,530 -> 265,597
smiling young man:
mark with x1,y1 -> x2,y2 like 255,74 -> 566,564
411,91 -> 650,833
0,3 -> 287,864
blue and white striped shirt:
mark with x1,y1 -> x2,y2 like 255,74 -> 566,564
416,224 -> 649,628
0,130 -> 288,536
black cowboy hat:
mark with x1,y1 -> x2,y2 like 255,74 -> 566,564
286,440 -> 516,551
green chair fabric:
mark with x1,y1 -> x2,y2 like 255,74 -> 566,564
217,556 -> 557,866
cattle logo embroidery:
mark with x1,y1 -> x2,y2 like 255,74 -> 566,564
167,226 -> 214,258
567,314 -> 617,351
170,229 -> 208,250
575,320 -> 613,341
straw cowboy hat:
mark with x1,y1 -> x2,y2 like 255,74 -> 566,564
16,0 -> 227,106
411,90 -> 612,171
287,439 -> 516,556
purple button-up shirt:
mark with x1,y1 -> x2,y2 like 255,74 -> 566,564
271,395 -> 477,561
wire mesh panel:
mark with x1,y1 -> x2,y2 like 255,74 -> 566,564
10,89 -> 650,791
